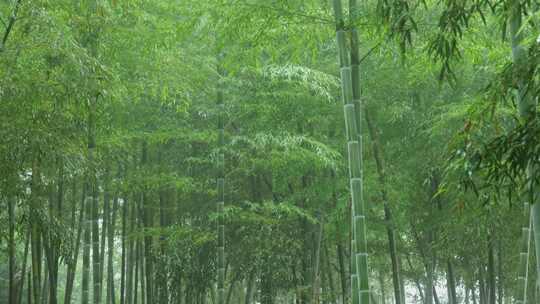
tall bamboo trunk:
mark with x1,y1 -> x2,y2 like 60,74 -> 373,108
425,254 -> 434,304
497,241 -> 503,304
121,166 -> 128,304
44,160 -> 63,304
509,1 -> 538,302
44,197 -> 58,304
516,203 -> 532,304
433,287 -> 440,304
102,165 -> 111,304
378,271 -> 386,304
312,215 -> 324,304
9,196 -> 16,304
260,264 -> 273,304
331,0 -> 370,302
140,141 -> 154,304
40,264 -> 49,304
28,270 -> 33,304
53,162 -> 64,304
337,242 -> 348,304
349,0 -> 370,300
487,235 -> 496,304
65,181 -> 85,304
216,57 -> 226,304
85,91 -> 102,304
140,231 -> 147,304
30,154 -> 43,304
134,237 -> 140,304
158,184 -> 169,304
18,231 -> 30,304
447,260 -> 457,304
91,160 -> 101,304
323,244 -> 337,304
364,107 -> 402,304
244,270 -> 256,304
82,186 -> 92,304
126,192 -> 136,304
480,265 -> 489,304
106,171 -> 119,304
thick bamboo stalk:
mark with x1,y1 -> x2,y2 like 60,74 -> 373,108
332,0 -> 370,302
510,1 -> 538,302
349,1 -> 370,302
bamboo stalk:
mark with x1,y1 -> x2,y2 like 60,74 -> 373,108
516,203 -> 531,304
216,56 -> 226,304
331,0 -> 370,302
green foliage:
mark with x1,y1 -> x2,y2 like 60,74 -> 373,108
0,0 -> 535,302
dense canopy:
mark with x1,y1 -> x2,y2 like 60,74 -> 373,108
0,1 -> 539,304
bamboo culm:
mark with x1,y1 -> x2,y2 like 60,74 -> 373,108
364,107 -> 402,304
516,202 -> 531,304
216,57 -> 226,304
509,1 -> 539,302
332,0 -> 370,302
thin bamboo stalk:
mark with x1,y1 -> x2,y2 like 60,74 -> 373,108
516,203 -> 531,304
216,57 -> 226,304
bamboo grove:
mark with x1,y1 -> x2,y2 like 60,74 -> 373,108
1,1 -> 540,304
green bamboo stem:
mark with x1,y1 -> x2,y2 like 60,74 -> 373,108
81,102 -> 96,303
332,0 -> 370,303
89,96 -> 102,304
349,0 -> 370,300
140,141 -> 154,304
365,106 -> 402,304
510,1 -> 537,303
216,59 -> 226,304
120,167 -> 128,304
65,182 -> 84,304
18,231 -> 30,304
82,187 -> 92,304
516,203 -> 531,304
102,165 -> 111,304
126,193 -> 136,304
8,196 -> 15,304
30,155 -> 42,304
106,171 -> 119,304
